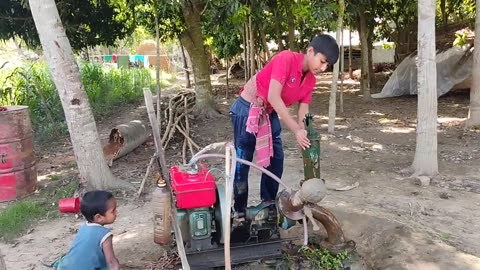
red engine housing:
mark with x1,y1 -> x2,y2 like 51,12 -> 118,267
170,164 -> 216,209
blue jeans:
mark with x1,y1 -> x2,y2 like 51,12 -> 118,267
230,97 -> 284,213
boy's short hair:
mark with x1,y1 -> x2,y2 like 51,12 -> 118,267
80,190 -> 114,222
309,34 -> 340,66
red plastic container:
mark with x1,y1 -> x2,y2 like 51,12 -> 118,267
59,197 -> 81,213
170,164 -> 216,209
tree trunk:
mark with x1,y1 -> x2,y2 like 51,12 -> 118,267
441,0 -> 447,32
367,29 -> 375,89
243,23 -> 250,81
179,37 -> 191,88
249,15 -> 256,78
359,6 -> 371,100
226,58 -> 229,98
180,0 -> 218,117
273,7 -> 284,51
286,0 -> 296,51
349,28 -> 353,79
328,0 -> 344,133
406,23 -> 412,53
259,26 -> 271,61
466,0 -> 480,127
340,27 -> 345,114
392,18 -> 403,63
412,0 -> 438,176
29,0 -> 119,190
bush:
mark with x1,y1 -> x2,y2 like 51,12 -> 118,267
0,62 -> 157,143
80,63 -> 152,115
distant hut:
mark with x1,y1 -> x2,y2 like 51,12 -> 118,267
136,40 -> 171,72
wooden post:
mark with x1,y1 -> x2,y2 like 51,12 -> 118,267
136,154 -> 157,198
144,88 -> 168,181
179,37 -> 191,88
340,26 -> 345,114
226,58 -> 229,99
154,9 -> 162,134
249,14 -> 256,78
143,88 -> 190,269
244,22 -> 249,81
349,28 -> 353,80
328,0 -> 344,133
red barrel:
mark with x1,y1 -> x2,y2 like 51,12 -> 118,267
0,106 -> 37,202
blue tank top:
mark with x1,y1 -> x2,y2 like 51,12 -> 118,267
57,223 -> 112,270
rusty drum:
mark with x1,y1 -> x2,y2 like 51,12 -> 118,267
0,106 -> 37,202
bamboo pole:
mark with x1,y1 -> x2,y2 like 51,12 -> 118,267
143,88 -> 190,270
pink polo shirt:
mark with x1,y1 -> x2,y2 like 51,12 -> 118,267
255,50 -> 316,107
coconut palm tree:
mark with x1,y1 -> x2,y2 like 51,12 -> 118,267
412,0 -> 438,176
466,0 -> 480,127
28,0 -> 121,189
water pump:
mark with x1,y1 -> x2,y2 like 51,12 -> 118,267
302,113 -> 321,183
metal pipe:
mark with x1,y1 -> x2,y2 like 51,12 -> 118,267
223,143 -> 236,270
303,216 -> 308,246
309,205 -> 356,254
188,153 -> 291,191
189,142 -> 227,164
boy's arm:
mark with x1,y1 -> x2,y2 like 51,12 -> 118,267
268,79 -> 310,149
102,235 -> 120,270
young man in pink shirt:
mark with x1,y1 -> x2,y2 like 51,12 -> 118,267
230,34 -> 339,216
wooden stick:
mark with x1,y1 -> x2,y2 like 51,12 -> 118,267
162,95 -> 183,142
151,90 -> 194,104
162,96 -> 194,146
182,137 -> 187,164
162,96 -> 184,143
137,154 -> 157,198
340,25 -> 345,114
143,88 -> 190,270
143,88 -> 168,181
176,125 -> 200,149
179,121 -> 195,159
169,207 -> 189,270
184,97 -> 195,157
159,91 -> 196,150
163,109 -> 194,149
162,97 -> 176,143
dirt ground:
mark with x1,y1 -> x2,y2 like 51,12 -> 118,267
2,73 -> 480,269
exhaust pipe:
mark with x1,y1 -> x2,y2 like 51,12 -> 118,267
277,178 -> 356,254
309,205 -> 356,254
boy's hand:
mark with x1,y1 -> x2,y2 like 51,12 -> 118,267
295,129 -> 310,150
